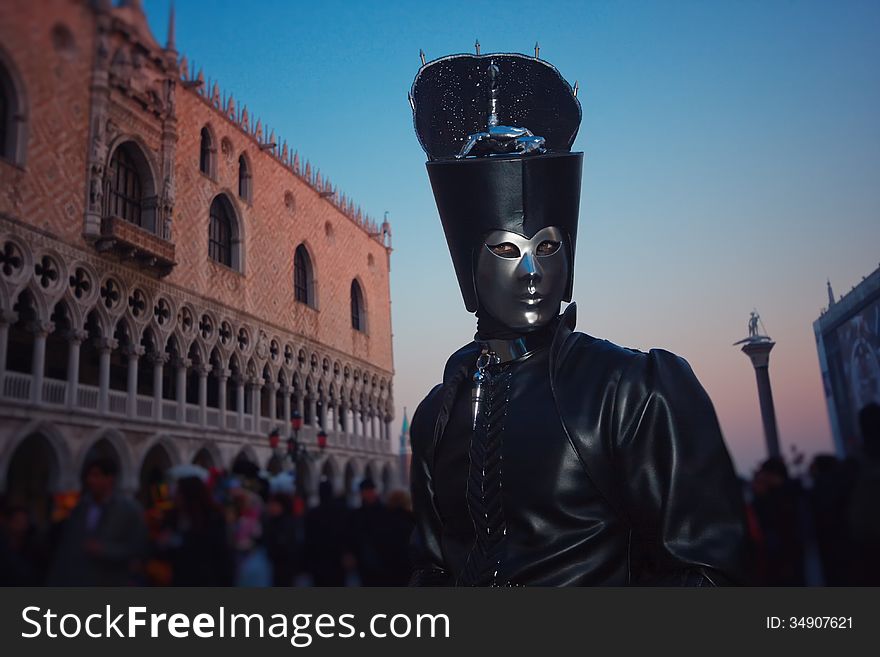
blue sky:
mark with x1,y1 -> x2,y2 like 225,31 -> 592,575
147,0 -> 880,474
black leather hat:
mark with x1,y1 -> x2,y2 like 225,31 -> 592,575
411,52 -> 583,311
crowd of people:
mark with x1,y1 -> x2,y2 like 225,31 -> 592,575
1,402 -> 878,587
743,403 -> 880,585
0,457 -> 415,587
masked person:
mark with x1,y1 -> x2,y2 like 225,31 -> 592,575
407,51 -> 748,586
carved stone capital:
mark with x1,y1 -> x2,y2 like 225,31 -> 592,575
95,336 -> 118,353
28,320 -> 55,338
65,328 -> 89,344
172,356 -> 192,370
0,309 -> 19,326
123,344 -> 146,359
149,352 -> 170,366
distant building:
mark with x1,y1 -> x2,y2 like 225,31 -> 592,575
0,0 -> 396,521
813,266 -> 880,457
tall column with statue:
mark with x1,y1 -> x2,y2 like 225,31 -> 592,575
734,310 -> 781,459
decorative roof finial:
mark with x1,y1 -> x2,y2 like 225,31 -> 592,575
166,1 -> 176,51
827,279 -> 836,307
475,39 -> 481,55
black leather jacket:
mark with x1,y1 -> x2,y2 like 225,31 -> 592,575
409,304 -> 749,586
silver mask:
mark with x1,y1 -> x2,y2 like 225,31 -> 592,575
474,226 -> 569,332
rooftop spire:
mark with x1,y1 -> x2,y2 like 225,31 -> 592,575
827,279 -> 835,307
166,2 -> 176,51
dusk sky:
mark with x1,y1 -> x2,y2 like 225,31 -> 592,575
147,0 -> 880,475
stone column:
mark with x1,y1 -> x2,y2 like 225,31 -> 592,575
0,309 -> 18,384
196,363 -> 211,426
267,381 -> 279,423
30,320 -> 54,405
296,391 -> 305,420
97,337 -> 117,414
236,374 -> 246,431
65,329 -> 86,408
282,385 -> 292,426
125,344 -> 144,418
175,357 -> 191,423
318,396 -> 328,430
152,352 -> 168,422
741,341 -> 781,459
339,402 -> 348,433
250,377 -> 263,430
307,395 -> 317,427
216,366 -> 230,417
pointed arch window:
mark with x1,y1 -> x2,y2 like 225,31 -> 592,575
238,154 -> 252,202
0,73 -> 7,157
108,147 -> 143,225
350,279 -> 366,332
0,52 -> 28,166
294,244 -> 315,308
199,126 -> 214,176
209,195 -> 240,270
105,141 -> 157,233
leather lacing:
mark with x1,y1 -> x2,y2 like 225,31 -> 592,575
458,364 -> 513,586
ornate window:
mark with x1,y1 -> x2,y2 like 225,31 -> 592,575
108,147 -> 143,225
0,70 -> 7,158
104,141 -> 157,233
209,195 -> 240,269
350,279 -> 366,332
294,244 -> 315,308
199,126 -> 214,176
238,154 -> 252,202
0,49 -> 27,165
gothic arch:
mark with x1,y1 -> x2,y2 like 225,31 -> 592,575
189,441 -> 222,470
231,444 -> 259,469
0,44 -> 29,166
0,420 -> 73,492
199,123 -> 217,178
208,192 -> 245,272
138,432 -> 183,473
77,427 -> 135,492
350,277 -> 367,333
292,241 -> 318,309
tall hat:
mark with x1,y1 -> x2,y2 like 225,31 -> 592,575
411,51 -> 583,312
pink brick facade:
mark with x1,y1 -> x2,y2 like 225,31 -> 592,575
0,0 -> 397,504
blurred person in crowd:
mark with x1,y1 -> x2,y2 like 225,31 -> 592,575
848,403 -> 880,585
47,458 -> 146,586
383,489 -> 416,586
304,480 -> 352,586
351,478 -> 394,586
264,492 -> 301,587
229,484 -> 272,586
751,457 -> 805,586
157,475 -> 233,586
0,504 -> 48,585
807,454 -> 854,585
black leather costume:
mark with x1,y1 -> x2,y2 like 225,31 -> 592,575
409,304 -> 748,586
407,51 -> 748,586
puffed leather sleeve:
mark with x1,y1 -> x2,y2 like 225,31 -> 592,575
408,383 -> 454,586
614,349 -> 749,585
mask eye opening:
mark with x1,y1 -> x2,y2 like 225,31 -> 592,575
486,242 -> 521,258
536,240 -> 561,256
